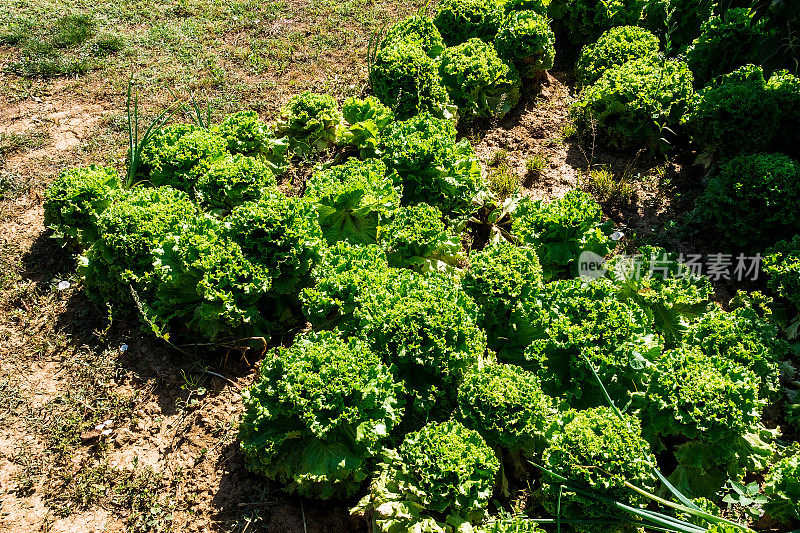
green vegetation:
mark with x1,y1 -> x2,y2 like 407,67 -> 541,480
2,12 -> 125,78
370,40 -> 454,120
462,240 -> 542,350
378,203 -> 462,271
149,216 -> 273,342
636,347 -> 768,495
685,302 -> 785,399
381,15 -> 446,58
549,0 -> 646,46
83,186 -> 199,309
300,242 -> 390,328
191,154 -> 276,211
686,8 -> 767,86
211,110 -> 288,172
642,0 -> 716,51
512,189 -> 613,280
434,0 -> 504,46
764,236 -> 800,314
139,124 -> 227,189
223,194 -> 325,328
693,153 -> 800,250
274,91 -> 343,156
573,56 -> 694,151
338,96 -> 395,157
767,70 -> 800,158
575,25 -> 660,86
494,11 -> 555,79
439,38 -> 521,121
607,245 -> 713,346
380,113 -> 484,217
354,420 -> 499,531
305,158 -> 400,245
457,363 -> 554,454
763,445 -> 800,523
541,408 -> 657,526
43,165 -> 119,249
239,331 -> 404,498
519,278 -> 661,406
682,64 -> 778,161
343,269 -> 489,420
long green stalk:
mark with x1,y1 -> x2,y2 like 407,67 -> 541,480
535,462 -> 699,532
125,79 -> 178,188
624,481 -> 751,531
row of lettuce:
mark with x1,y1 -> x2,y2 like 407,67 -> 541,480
41,0 -> 800,532
44,111 -> 800,532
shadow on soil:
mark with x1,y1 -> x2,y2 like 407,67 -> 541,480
211,441 -> 367,532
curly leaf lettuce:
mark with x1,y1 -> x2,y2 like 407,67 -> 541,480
353,420 -> 499,532
306,159 -> 400,245
240,331 -> 404,498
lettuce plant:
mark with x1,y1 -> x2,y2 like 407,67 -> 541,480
763,445 -> 800,524
502,0 -> 549,14
767,69 -> 800,159
240,331 -> 404,499
191,154 -> 276,212
686,9 -> 767,87
370,40 -> 454,121
43,164 -> 119,249
380,113 -> 484,217
572,56 -> 694,151
224,193 -> 325,327
274,91 -> 343,156
433,0 -> 504,46
682,64 -> 778,162
439,38 -> 522,122
139,124 -> 226,190
305,159 -> 400,245
511,190 -> 613,280
381,16 -> 445,59
685,300 -> 785,399
301,242 -> 390,328
343,269 -> 489,420
457,363 -> 555,456
692,152 -> 800,250
519,278 -> 662,407
212,110 -> 269,155
607,245 -> 713,346
764,236 -> 800,313
642,0 -> 716,51
378,203 -> 462,272
638,348 -> 763,446
337,96 -> 394,158
541,407 -> 657,527
83,186 -> 198,309
636,347 -> 769,495
149,215 -> 273,341
494,11 -> 555,80
462,240 -> 543,351
548,0 -> 646,46
353,420 -> 499,532
211,110 -> 288,174
575,25 -> 660,87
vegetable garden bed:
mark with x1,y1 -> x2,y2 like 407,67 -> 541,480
9,0 -> 800,531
